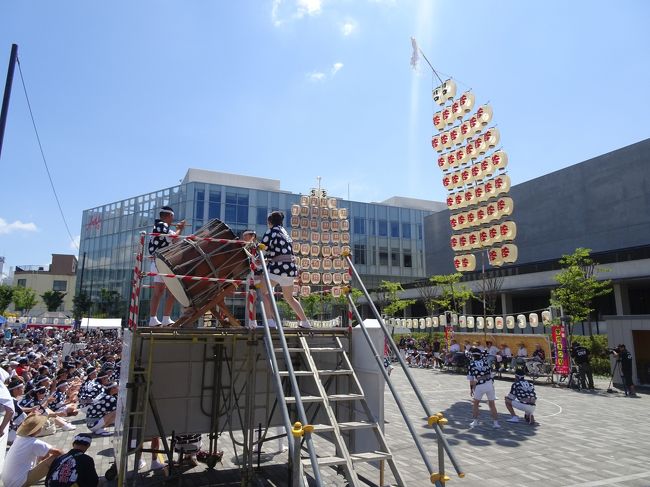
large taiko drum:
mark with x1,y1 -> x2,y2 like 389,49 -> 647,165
155,219 -> 251,309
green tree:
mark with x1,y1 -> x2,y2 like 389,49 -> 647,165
0,284 -> 14,314
429,272 -> 474,315
550,247 -> 612,335
41,290 -> 66,312
379,281 -> 416,317
13,287 -> 38,315
72,292 -> 92,321
301,293 -> 325,319
97,288 -> 122,317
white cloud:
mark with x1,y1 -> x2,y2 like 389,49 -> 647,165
331,62 -> 344,76
308,71 -> 326,82
308,62 -> 343,82
0,218 -> 38,235
272,0 -> 322,26
340,19 -> 357,36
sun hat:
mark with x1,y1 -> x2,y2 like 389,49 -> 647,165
17,415 -> 48,437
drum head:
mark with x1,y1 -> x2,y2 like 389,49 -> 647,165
156,256 -> 191,307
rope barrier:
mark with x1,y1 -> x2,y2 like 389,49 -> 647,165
142,271 -> 244,286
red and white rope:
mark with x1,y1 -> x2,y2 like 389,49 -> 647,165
128,233 -> 146,329
143,271 -> 244,286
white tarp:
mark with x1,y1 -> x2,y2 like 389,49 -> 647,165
80,318 -> 122,329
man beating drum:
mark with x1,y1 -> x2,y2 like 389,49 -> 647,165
148,206 -> 186,326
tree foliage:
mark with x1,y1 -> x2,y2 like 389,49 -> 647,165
478,273 -> 504,315
550,248 -> 612,324
429,273 -> 474,314
414,280 -> 438,316
41,290 -> 66,312
0,284 -> 14,314
378,280 -> 415,317
13,287 -> 38,314
72,292 -> 92,321
97,288 -> 122,317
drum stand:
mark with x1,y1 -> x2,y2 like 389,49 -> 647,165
173,289 -> 242,328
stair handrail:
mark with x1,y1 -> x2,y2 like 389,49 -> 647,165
258,248 -> 324,486
344,253 -> 465,480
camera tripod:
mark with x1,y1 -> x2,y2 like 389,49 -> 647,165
606,359 -> 626,394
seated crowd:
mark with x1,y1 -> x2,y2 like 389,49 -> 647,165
1,327 -> 123,487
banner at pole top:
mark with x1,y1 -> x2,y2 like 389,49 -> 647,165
551,325 -> 570,375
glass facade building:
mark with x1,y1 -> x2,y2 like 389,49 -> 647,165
78,170 -> 443,322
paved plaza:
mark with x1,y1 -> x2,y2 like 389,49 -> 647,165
27,368 -> 647,487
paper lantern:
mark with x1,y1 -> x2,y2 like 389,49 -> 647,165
339,208 -> 348,219
488,247 -> 504,267
491,150 -> 508,171
432,86 -> 444,105
468,115 -> 479,136
342,272 -> 351,284
454,193 -> 464,208
298,285 -> 309,297
460,168 -> 472,185
437,155 -> 447,171
493,174 -> 511,196
41,318 -> 47,324
301,229 -> 309,240
476,104 -> 493,126
468,231 -> 480,249
300,257 -> 310,269
446,196 -> 455,210
406,318 -> 413,329
464,189 -> 475,207
299,195 -> 309,206
291,204 -> 301,216
310,273 -> 321,285
441,79 -> 457,101
290,229 -> 300,240
455,212 -> 466,230
467,316 -> 475,328
310,244 -> 320,256
506,316 -> 515,329
332,272 -> 343,284
425,317 -> 432,328
310,207 -> 320,218
450,235 -> 460,252
290,216 -> 300,228
322,246 -> 332,257
465,140 -> 476,160
432,316 -> 439,327
459,91 -> 475,113
486,317 -> 494,329
474,184 -> 485,203
456,253 -> 476,272
442,107 -> 453,126
433,111 -> 446,130
460,121 -> 471,140
517,314 -> 527,328
419,318 -> 426,329
483,127 -> 500,149
341,233 -> 350,244
499,221 -> 517,241
310,232 -> 320,243
483,180 -> 496,200
64,319 -> 71,325
541,310 -> 552,325
440,131 -> 451,149
322,273 -> 332,284
465,210 -> 477,228
450,313 -> 458,326
529,313 -> 539,327
449,215 -> 458,231
495,316 -> 504,329
476,317 -> 484,329
439,314 -> 447,326
330,208 -> 339,219
485,202 -> 498,222
53,318 -> 59,325
470,162 -> 483,182
300,271 -> 311,283
497,197 -> 514,217
449,126 -> 462,146
500,244 -> 518,263
474,136 -> 487,155
456,147 -> 467,166
451,101 -> 465,121
310,258 -> 321,271
459,315 -> 466,328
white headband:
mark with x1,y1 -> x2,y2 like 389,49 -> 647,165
160,208 -> 174,215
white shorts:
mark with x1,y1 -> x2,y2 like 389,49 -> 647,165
268,274 -> 296,288
150,261 -> 164,284
473,381 -> 497,401
511,399 -> 536,414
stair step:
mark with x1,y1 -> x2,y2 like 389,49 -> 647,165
327,393 -> 364,402
284,395 -> 322,404
302,451 -> 392,468
274,347 -> 304,353
278,369 -> 352,377
311,421 -> 377,434
273,347 -> 345,353
318,369 -> 353,376
278,370 -> 313,377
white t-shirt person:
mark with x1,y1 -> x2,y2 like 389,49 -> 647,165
2,435 -> 52,487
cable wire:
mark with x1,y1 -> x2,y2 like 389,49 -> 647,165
16,57 -> 79,250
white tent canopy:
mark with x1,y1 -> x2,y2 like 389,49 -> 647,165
80,318 -> 122,329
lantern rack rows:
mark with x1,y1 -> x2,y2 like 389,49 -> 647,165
389,310 -> 553,330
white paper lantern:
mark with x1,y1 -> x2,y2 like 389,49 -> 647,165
476,317 -> 485,329
425,317 -> 432,328
53,318 -> 59,325
476,104 -> 493,126
529,313 -> 539,327
432,316 -> 439,327
505,316 -> 515,329
517,314 -> 527,328
467,316 -> 475,329
459,315 -> 466,328
495,316 -> 504,329
41,318 -> 47,324
451,313 -> 458,326
541,310 -> 552,325
439,314 -> 447,327
407,318 -> 413,329
486,317 -> 495,329
500,244 -> 518,264
459,91 -> 475,113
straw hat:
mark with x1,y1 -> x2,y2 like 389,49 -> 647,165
17,415 -> 48,437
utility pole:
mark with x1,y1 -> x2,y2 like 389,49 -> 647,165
0,44 -> 18,161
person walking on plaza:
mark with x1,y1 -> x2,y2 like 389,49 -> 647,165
467,348 -> 500,429
613,344 -> 637,397
45,433 -> 99,487
2,415 -> 64,487
259,211 -> 311,329
571,342 -> 594,390
505,372 -> 537,424
148,205 -> 186,326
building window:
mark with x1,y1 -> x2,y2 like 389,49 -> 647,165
378,220 -> 388,237
195,189 -> 205,220
368,218 -> 376,236
256,207 -> 268,225
417,223 -> 423,240
379,247 -> 388,266
391,251 -> 399,267
369,245 -> 376,265
53,280 -> 67,292
17,279 -> 26,288
208,191 -> 221,219
353,217 -> 366,235
390,221 -> 400,238
353,244 -> 366,264
225,192 -> 249,225
403,252 -> 412,268
402,223 -> 411,239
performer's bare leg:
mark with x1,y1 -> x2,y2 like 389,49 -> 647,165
280,286 -> 308,323
149,282 -> 166,322
163,289 -> 174,317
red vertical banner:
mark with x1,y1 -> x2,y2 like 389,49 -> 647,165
444,324 -> 454,351
551,325 -> 570,375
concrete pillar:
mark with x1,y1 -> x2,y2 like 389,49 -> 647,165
613,283 -> 631,315
500,293 -> 512,315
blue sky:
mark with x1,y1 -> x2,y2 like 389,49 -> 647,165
0,0 -> 649,275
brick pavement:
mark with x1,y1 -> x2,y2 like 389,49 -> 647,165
23,369 -> 648,487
